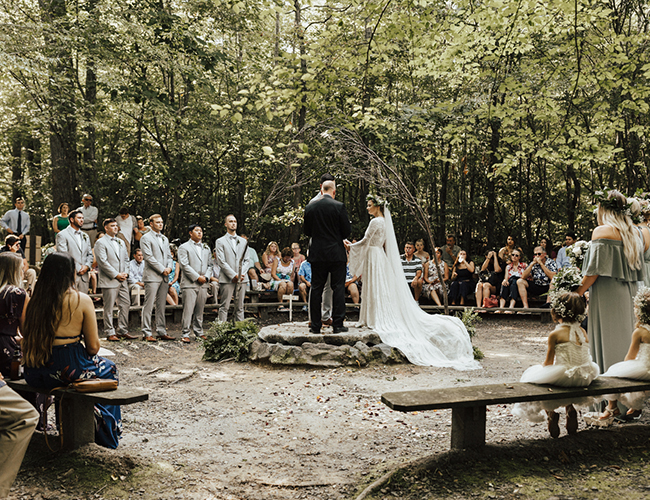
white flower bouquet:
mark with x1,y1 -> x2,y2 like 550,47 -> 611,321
566,240 -> 589,269
551,266 -> 582,293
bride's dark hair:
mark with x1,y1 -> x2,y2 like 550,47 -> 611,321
367,194 -> 386,214
22,252 -> 78,368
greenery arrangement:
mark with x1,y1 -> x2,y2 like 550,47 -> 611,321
202,320 -> 260,363
459,309 -> 484,360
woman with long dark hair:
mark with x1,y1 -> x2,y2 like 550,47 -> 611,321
22,252 -> 122,448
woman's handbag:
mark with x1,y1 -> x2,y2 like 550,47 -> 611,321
71,379 -> 118,393
478,270 -> 493,283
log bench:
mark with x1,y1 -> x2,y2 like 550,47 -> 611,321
381,377 -> 650,450
7,379 -> 148,450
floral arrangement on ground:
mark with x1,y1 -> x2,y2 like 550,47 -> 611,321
202,320 -> 260,362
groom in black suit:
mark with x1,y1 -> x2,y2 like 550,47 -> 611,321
303,180 -> 352,334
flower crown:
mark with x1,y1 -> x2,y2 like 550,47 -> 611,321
634,286 -> 650,326
593,189 -> 632,215
549,292 -> 586,323
367,194 -> 387,207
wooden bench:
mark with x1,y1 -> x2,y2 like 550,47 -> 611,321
7,379 -> 148,450
382,377 -> 650,451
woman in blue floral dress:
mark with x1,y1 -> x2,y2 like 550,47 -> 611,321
22,253 -> 122,448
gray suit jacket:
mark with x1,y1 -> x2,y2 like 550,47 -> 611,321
56,226 -> 93,272
94,236 -> 129,289
215,234 -> 250,284
178,240 -> 213,289
140,230 -> 171,283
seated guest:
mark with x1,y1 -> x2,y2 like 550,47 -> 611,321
422,247 -> 448,306
272,247 -> 296,311
241,234 -> 263,283
0,373 -> 39,498
499,250 -> 526,310
0,235 -> 37,295
539,236 -> 556,259
345,262 -> 360,305
291,242 -> 306,273
22,252 -> 122,448
441,234 -> 461,268
517,246 -> 558,308
556,232 -> 577,269
499,235 -> 523,265
0,253 -> 29,377
414,238 -> 430,263
297,260 -> 311,311
127,248 -> 145,304
88,232 -> 105,298
132,215 -> 149,253
449,250 -> 475,305
166,244 -> 181,306
400,241 -> 423,301
476,249 -> 504,308
261,241 -> 281,274
207,250 -> 220,304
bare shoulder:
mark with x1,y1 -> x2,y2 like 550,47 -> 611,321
591,225 -> 620,240
550,324 -> 570,344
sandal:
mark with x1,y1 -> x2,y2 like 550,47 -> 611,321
566,408 -> 579,435
599,405 -> 620,420
547,411 -> 560,439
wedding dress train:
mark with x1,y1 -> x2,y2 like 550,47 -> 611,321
348,209 -> 480,370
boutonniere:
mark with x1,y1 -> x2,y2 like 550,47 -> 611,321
82,233 -> 89,241
202,243 -> 210,250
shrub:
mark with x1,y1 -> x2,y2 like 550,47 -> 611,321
202,320 -> 260,362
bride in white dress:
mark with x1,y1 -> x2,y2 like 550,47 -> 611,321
347,196 -> 480,370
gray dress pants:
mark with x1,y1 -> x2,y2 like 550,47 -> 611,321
218,282 -> 247,322
102,281 -> 131,336
142,280 -> 168,337
182,286 -> 208,338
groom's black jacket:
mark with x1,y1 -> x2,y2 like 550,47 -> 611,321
303,194 -> 351,263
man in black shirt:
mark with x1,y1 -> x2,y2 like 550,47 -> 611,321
0,235 -> 36,294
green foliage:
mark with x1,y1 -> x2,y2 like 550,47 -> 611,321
202,320 -> 260,363
458,308 -> 484,360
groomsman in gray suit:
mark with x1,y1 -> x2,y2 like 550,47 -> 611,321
215,215 -> 249,322
178,224 -> 212,343
140,214 -> 175,341
95,219 -> 137,341
55,210 -> 93,293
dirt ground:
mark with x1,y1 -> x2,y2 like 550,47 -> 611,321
8,313 -> 650,500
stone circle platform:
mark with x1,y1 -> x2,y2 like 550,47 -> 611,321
250,321 -> 407,367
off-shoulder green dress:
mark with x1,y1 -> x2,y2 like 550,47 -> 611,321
582,239 -> 645,371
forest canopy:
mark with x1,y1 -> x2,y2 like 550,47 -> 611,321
1,0 -> 649,256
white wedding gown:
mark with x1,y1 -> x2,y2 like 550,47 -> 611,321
348,209 -> 481,370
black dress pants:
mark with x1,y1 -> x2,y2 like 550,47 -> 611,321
309,261 -> 346,329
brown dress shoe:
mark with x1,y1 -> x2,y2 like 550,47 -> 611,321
156,334 -> 176,341
181,337 -> 191,343
198,334 -> 207,340
143,335 -> 158,342
106,335 -> 120,342
322,318 -> 333,326
117,332 -> 138,340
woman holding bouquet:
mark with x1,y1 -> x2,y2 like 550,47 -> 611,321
577,190 -> 646,372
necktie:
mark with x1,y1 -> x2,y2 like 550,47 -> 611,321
16,211 -> 21,234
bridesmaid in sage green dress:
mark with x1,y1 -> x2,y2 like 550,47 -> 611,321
639,199 -> 650,288
577,190 -> 646,373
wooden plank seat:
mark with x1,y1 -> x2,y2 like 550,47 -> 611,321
382,377 -> 650,451
7,379 -> 148,450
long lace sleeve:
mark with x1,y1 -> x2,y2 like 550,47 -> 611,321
349,218 -> 385,276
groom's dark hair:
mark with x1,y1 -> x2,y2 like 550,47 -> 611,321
320,173 -> 335,183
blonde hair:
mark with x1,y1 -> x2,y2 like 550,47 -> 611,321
264,241 -> 281,257
0,253 -> 23,290
598,192 -> 641,270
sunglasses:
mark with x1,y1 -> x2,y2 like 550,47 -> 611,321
512,254 -> 520,257
534,252 -> 542,256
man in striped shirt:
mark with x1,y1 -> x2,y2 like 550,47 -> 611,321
400,241 -> 423,301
